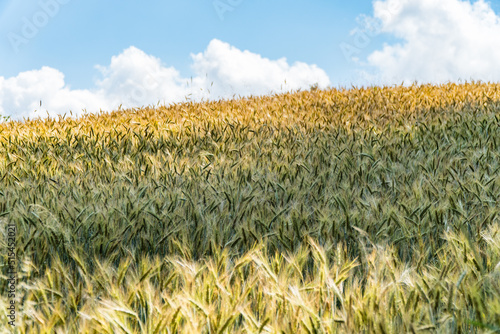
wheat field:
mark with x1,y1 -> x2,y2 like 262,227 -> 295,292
1,82 -> 500,333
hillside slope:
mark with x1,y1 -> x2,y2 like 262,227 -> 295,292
1,83 -> 500,333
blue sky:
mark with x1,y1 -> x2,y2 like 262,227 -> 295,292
1,0 -> 500,119
0,1 -> 376,88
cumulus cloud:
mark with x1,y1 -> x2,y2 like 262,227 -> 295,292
0,39 -> 330,120
191,39 -> 330,98
95,46 -> 191,108
0,67 -> 108,120
365,0 -> 500,84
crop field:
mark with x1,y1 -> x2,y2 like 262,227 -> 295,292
1,82 -> 500,333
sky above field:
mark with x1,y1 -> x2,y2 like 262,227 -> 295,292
1,0 -> 500,120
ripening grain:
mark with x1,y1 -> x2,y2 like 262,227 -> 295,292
1,82 -> 500,333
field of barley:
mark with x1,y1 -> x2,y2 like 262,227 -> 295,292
1,82 -> 500,333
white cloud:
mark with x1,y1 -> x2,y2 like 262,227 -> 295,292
0,39 -> 330,120
365,0 -> 500,84
0,66 -> 108,120
191,39 -> 331,98
95,46 -> 190,108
